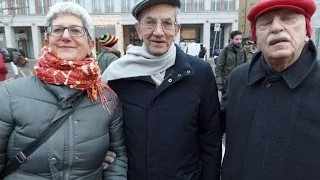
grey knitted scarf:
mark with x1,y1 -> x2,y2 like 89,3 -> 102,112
102,43 -> 176,86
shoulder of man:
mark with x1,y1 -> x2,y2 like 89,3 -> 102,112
107,50 -> 121,58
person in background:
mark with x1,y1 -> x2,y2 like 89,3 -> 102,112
11,48 -> 26,78
18,47 -> 26,58
220,0 -> 319,179
198,43 -> 207,60
101,0 -> 222,179
0,2 -> 127,179
97,33 -> 121,74
0,53 -> 8,82
243,40 -> 256,62
215,30 -> 247,95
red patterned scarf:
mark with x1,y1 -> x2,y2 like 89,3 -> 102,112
34,46 -> 117,114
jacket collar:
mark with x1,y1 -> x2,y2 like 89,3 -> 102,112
247,40 -> 318,89
173,43 -> 194,76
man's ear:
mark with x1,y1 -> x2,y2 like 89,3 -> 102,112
173,24 -> 181,42
175,24 -> 181,36
135,22 -> 143,40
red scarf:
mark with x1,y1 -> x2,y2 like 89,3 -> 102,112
34,46 -> 117,114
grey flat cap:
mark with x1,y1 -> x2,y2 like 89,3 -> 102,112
132,0 -> 181,20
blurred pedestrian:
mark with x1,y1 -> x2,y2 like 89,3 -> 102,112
221,0 -> 319,179
97,33 -> 121,74
243,40 -> 255,62
18,47 -> 26,58
215,30 -> 247,95
198,44 -> 207,60
0,53 -> 8,82
11,48 -> 26,78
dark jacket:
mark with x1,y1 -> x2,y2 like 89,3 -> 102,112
12,51 -> 22,64
198,46 -> 206,58
97,49 -> 121,74
220,41 -> 320,180
108,45 -> 222,180
0,76 -> 127,180
245,50 -> 255,63
215,44 -> 247,92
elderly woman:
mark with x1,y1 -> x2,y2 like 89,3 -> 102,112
0,2 -> 127,180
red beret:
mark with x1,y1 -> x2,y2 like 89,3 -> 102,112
247,0 -> 316,42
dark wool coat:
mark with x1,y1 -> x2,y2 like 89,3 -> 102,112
108,45 -> 222,180
220,41 -> 320,180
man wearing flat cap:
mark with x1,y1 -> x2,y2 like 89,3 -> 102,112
243,39 -> 256,62
220,0 -> 320,179
102,0 -> 221,179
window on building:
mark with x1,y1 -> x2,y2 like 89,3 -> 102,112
181,0 -> 191,12
12,0 -> 18,15
193,0 -> 204,11
180,27 -> 200,42
211,0 -> 221,11
75,0 -> 86,7
0,1 -> 6,15
224,0 -> 234,10
92,0 -> 114,13
22,0 -> 30,15
39,0 -> 47,15
121,0 -> 139,13
50,0 -> 56,4
129,27 -> 142,45
105,0 -> 114,12
181,0 -> 204,12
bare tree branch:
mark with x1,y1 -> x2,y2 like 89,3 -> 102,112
0,0 -> 21,26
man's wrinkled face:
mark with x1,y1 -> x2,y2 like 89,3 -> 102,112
231,35 -> 243,48
135,4 -> 180,56
255,9 -> 309,63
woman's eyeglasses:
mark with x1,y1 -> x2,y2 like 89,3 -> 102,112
46,25 -> 87,37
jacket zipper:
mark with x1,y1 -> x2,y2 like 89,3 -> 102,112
64,114 -> 75,180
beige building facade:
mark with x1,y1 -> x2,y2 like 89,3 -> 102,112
238,0 -> 258,38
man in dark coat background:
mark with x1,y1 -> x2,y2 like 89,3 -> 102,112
102,0 -> 222,179
221,0 -> 319,179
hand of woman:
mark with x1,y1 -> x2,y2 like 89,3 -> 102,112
102,151 -> 116,170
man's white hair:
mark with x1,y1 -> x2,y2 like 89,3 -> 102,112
44,2 -> 94,40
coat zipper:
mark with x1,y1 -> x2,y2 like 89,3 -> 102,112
64,114 -> 75,180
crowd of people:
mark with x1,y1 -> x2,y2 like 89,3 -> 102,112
0,0 -> 319,179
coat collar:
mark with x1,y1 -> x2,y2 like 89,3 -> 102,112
173,43 -> 194,76
247,40 -> 318,89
